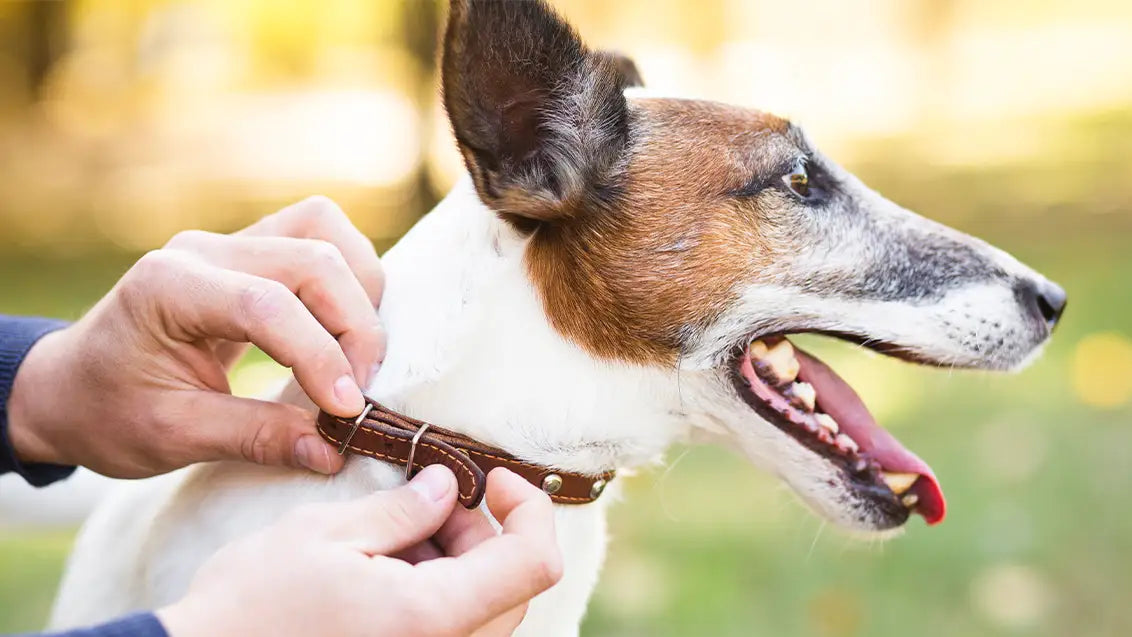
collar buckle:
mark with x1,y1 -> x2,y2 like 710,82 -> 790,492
336,402 -> 374,455
405,423 -> 431,480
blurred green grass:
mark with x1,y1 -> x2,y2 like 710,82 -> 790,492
2,149 -> 1131,635
0,531 -> 72,632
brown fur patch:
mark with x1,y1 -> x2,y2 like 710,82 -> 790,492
526,98 -> 799,366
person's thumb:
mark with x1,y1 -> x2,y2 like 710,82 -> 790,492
188,392 -> 345,474
325,465 -> 459,555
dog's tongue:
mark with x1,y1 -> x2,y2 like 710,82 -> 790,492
795,346 -> 947,525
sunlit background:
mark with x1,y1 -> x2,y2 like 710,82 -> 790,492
1,0 -> 1131,635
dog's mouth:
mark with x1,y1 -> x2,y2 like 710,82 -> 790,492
729,335 -> 947,526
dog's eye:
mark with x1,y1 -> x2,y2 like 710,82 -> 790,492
783,164 -> 811,198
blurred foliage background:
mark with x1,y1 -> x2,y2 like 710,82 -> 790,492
1,0 -> 1131,635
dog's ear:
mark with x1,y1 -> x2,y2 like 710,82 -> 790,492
442,0 -> 638,226
595,50 -> 644,89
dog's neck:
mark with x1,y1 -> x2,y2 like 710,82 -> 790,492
367,177 -> 691,475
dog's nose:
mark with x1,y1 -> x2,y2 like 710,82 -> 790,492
1017,279 -> 1067,329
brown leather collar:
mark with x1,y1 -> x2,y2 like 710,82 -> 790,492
316,398 -> 614,508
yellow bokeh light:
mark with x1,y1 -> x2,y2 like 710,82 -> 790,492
1072,331 -> 1132,408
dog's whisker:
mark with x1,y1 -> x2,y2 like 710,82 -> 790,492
805,520 -> 827,562
655,447 -> 695,523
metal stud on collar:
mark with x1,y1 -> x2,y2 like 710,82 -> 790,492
590,479 -> 607,499
337,403 -> 374,455
541,473 -> 564,495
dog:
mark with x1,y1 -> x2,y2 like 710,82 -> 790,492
48,0 -> 1066,634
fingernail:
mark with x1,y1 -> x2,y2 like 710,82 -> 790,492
295,435 -> 333,474
334,374 -> 364,413
409,465 -> 453,502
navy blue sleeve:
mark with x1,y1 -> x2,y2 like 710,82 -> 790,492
3,320 -> 168,636
0,315 -> 76,486
12,612 -> 169,637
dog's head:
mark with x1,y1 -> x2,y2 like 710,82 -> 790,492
440,0 -> 1065,532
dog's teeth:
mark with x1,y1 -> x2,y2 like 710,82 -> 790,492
815,427 -> 834,444
787,382 -> 816,411
835,433 -> 859,453
881,471 -> 919,495
761,340 -> 799,385
901,493 -> 920,508
815,413 -> 839,434
749,339 -> 769,359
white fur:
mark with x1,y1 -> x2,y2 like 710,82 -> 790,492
49,179 -> 692,635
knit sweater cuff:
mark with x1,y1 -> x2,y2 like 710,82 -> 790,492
0,316 -> 76,486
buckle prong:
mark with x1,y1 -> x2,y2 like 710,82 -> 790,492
337,403 -> 374,456
405,423 -> 431,480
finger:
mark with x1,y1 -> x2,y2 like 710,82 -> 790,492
471,602 -> 530,637
390,539 -> 445,565
482,468 -> 559,538
211,340 -> 251,370
166,231 -> 384,384
412,469 -> 562,627
323,465 -> 458,555
433,504 -> 496,557
173,392 -> 344,474
125,251 -> 364,416
238,196 -> 385,310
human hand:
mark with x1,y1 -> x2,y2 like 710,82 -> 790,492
156,466 -> 563,637
7,196 -> 384,477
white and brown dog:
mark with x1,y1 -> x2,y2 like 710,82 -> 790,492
49,0 -> 1066,634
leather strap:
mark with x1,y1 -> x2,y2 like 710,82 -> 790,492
316,398 -> 614,509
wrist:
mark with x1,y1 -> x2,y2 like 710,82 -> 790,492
156,602 -> 198,637
157,597 -> 233,637
7,329 -> 68,465
155,602 -> 195,637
